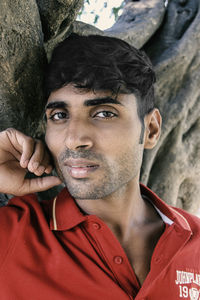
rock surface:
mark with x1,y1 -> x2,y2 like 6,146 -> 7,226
0,0 -> 45,135
142,0 -> 200,214
106,0 -> 166,49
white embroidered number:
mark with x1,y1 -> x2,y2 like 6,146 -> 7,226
179,286 -> 200,299
179,286 -> 189,298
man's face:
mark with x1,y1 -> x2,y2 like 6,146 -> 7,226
45,84 -> 145,200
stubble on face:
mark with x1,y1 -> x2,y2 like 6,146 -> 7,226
54,144 -> 144,200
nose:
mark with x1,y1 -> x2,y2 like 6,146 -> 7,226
64,118 -> 94,151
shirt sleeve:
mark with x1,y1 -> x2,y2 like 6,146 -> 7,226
0,194 -> 38,270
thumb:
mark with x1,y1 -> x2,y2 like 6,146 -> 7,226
23,176 -> 62,194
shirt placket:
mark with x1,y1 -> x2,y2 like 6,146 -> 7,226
83,216 -> 140,299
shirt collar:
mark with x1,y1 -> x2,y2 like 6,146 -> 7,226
50,184 -> 192,233
140,184 -> 191,232
50,188 -> 86,231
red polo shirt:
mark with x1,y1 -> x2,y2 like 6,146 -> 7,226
0,185 -> 200,299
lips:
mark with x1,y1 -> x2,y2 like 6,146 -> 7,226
64,159 -> 99,178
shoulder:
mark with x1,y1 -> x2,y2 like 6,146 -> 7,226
0,193 -> 44,223
0,193 -> 39,224
0,194 -> 55,274
0,194 -> 51,247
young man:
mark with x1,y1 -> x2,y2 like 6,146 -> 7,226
0,34 -> 199,300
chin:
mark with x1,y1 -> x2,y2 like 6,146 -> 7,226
66,188 -> 101,200
65,180 -> 116,200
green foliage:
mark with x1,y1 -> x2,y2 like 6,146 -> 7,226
112,2 -> 125,21
77,0 -> 125,27
94,14 -> 99,24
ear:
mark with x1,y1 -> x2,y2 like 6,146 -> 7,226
144,109 -> 162,149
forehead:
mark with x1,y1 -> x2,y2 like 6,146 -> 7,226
46,84 -> 138,109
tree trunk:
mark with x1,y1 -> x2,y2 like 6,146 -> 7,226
0,0 -> 200,215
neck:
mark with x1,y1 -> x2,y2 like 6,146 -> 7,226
75,180 -> 160,243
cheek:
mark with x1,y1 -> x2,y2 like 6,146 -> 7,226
103,129 -> 143,169
97,133 -> 133,163
99,124 -> 139,150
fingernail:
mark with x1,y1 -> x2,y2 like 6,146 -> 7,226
45,166 -> 52,174
37,165 -> 45,173
33,162 -> 39,169
22,159 -> 29,167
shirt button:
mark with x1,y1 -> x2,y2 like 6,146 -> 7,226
92,222 -> 101,230
114,256 -> 123,264
154,254 -> 163,264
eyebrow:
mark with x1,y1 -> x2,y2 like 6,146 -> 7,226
84,97 -> 123,106
45,101 -> 67,111
45,96 -> 123,111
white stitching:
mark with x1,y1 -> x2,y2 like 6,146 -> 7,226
170,207 -> 191,231
52,197 -> 57,230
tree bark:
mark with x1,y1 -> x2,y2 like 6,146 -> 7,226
0,1 -> 45,135
0,0 -> 200,214
142,0 -> 200,214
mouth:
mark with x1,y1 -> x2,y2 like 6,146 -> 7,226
64,159 -> 99,178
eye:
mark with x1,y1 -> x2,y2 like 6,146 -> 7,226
49,111 -> 68,121
94,111 -> 117,119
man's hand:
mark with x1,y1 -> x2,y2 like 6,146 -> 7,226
0,128 -> 62,196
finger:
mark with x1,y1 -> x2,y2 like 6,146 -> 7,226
44,165 -> 53,174
21,176 -> 62,195
1,129 -> 30,163
19,136 -> 35,168
27,140 -> 44,173
35,146 -> 54,175
41,149 -> 54,174
28,142 -> 53,176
